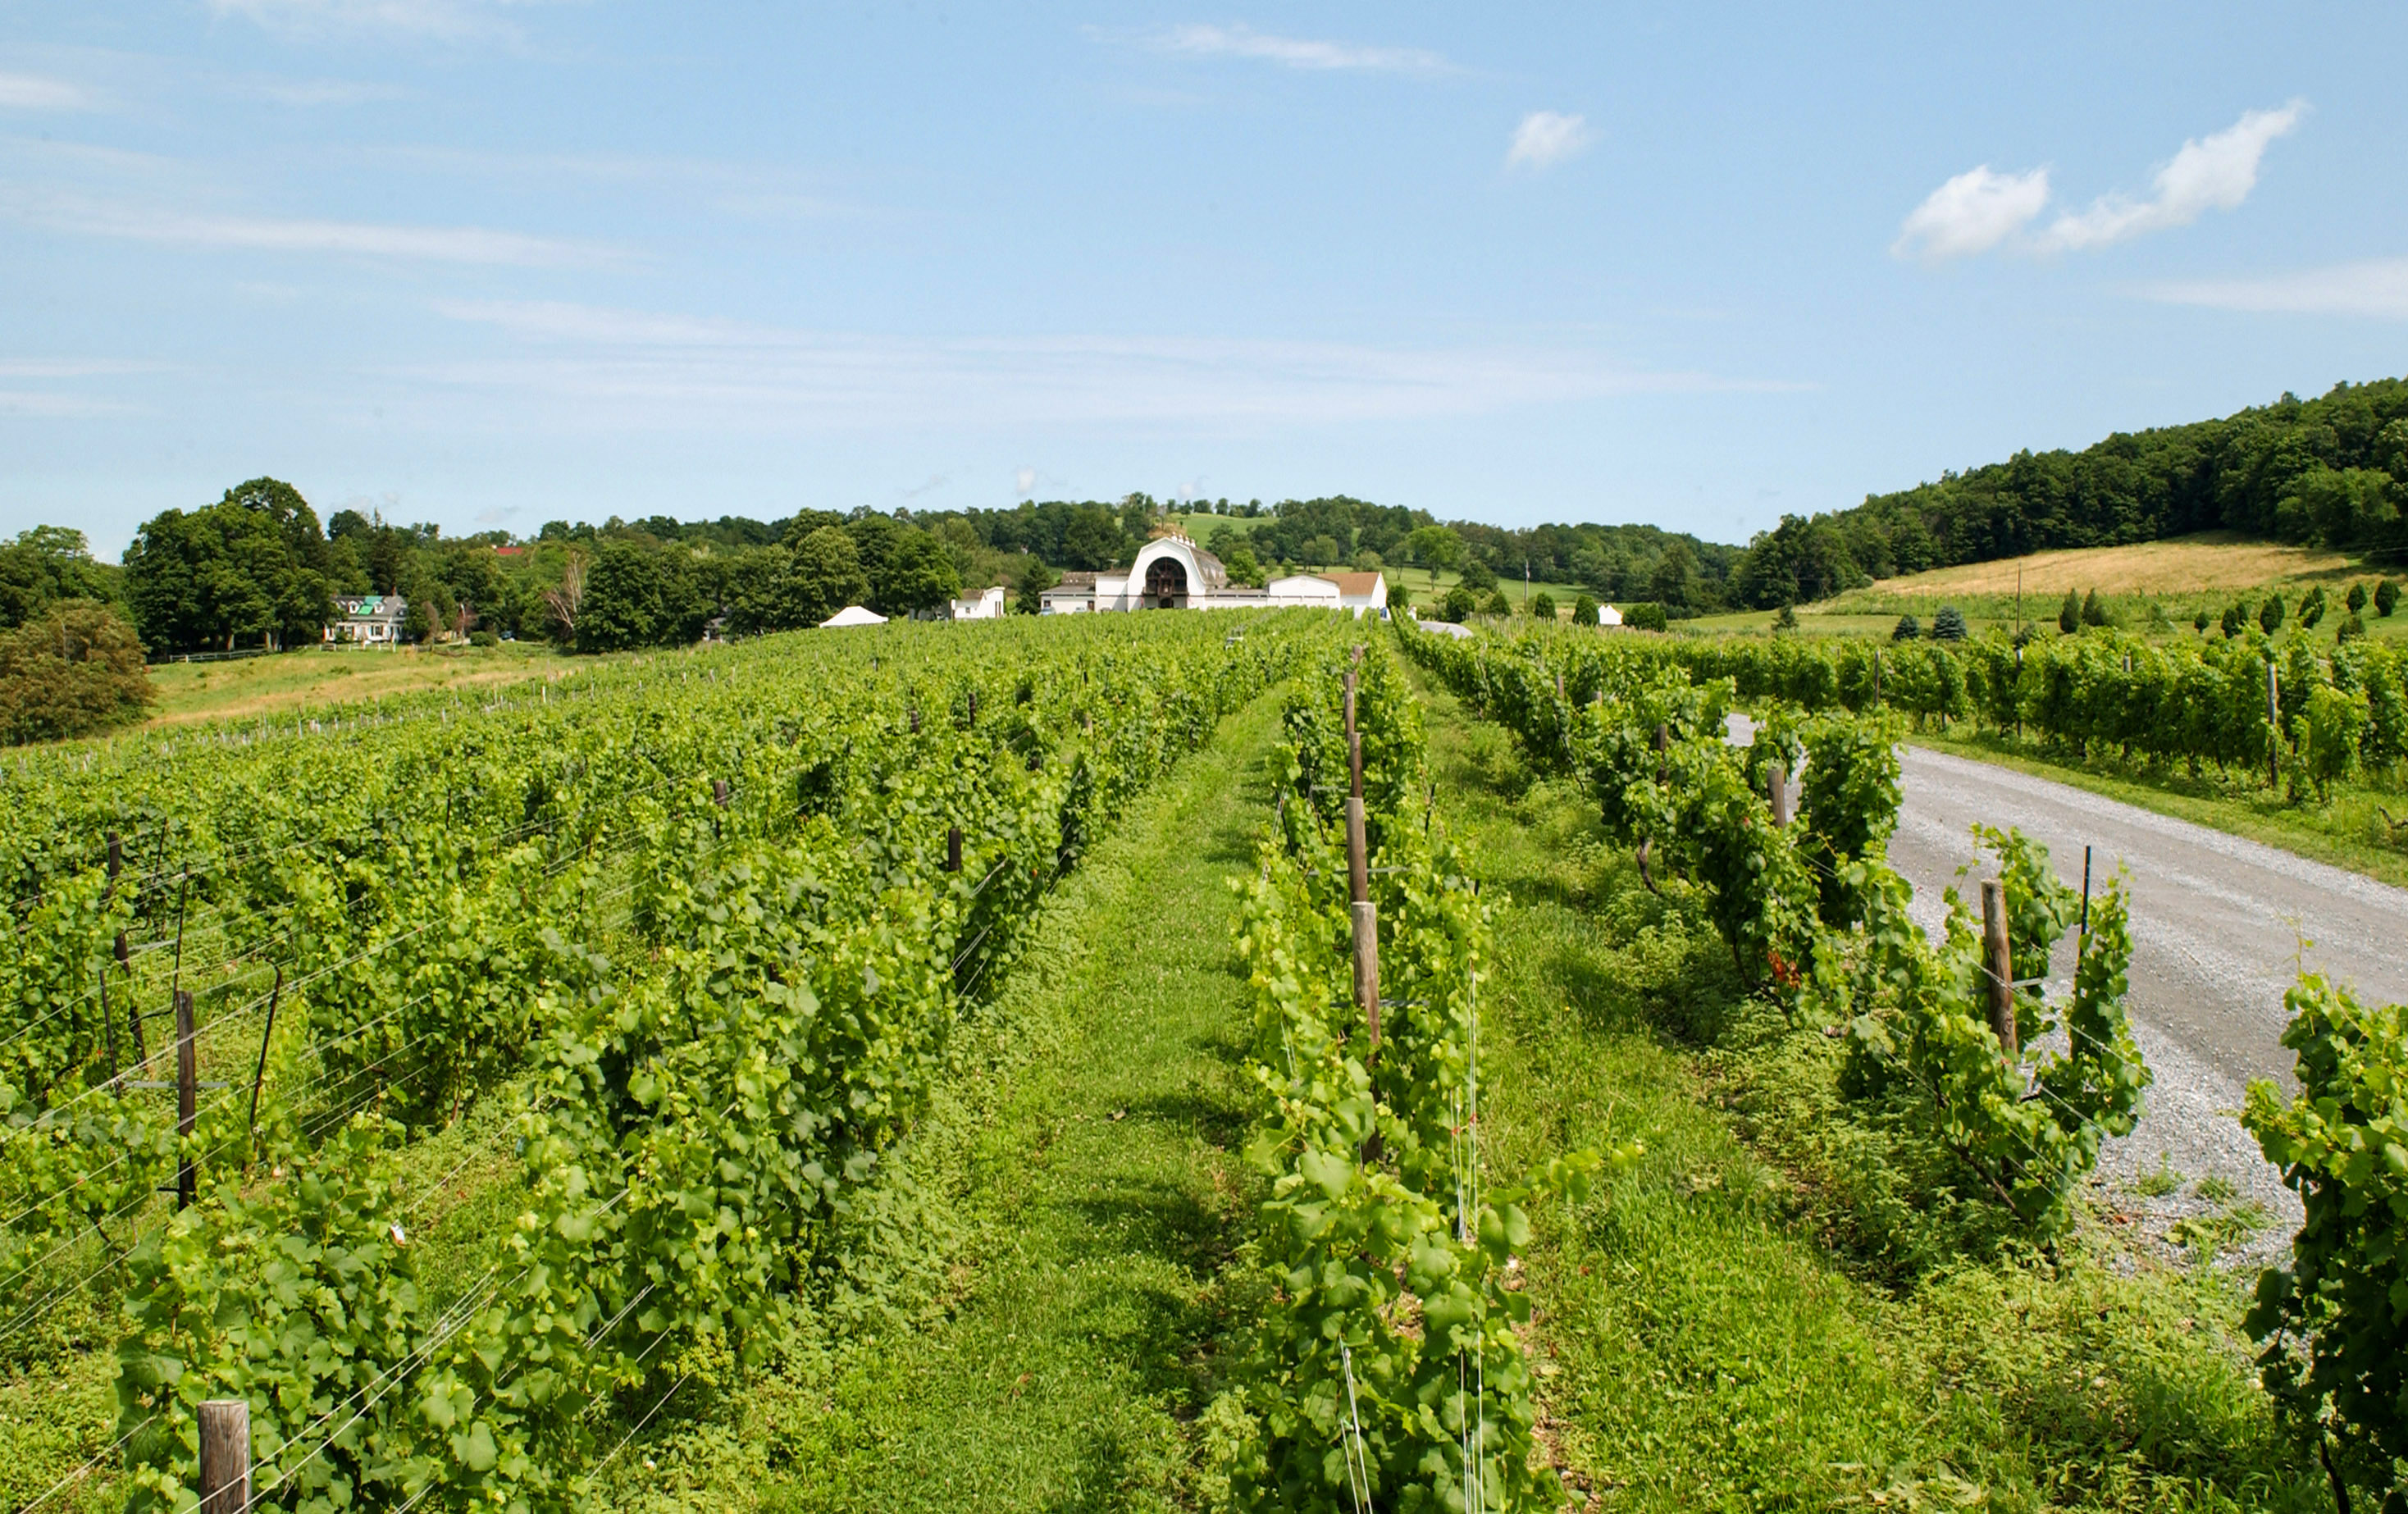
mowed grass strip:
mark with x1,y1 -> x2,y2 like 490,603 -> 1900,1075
733,689 -> 1282,1513
1407,665 -> 2322,1512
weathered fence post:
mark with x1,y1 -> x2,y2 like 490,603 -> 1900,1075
198,1398 -> 249,1513
1981,880 -> 2017,1056
946,827 -> 962,873
1343,662 -> 1379,1056
1767,762 -> 1794,828
176,990 -> 197,1210
2265,659 -> 2281,789
711,779 -> 730,809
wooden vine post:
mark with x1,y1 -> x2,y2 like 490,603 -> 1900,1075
1343,652 -> 1379,1057
946,826 -> 963,873
197,1398 -> 250,1513
1767,760 -> 1794,828
2265,659 -> 2281,789
175,990 -> 198,1210
108,832 -> 142,1068
1980,880 -> 2018,1056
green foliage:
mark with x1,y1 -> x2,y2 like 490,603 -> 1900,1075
2080,589 -> 2107,627
0,527 -> 121,632
2299,584 -> 2328,630
1440,586 -> 1476,622
1480,587 -> 1513,618
788,527 -> 870,626
1893,613 -> 1920,641
2242,976 -> 2408,1506
1526,591 -> 1555,622
1773,602 -> 1799,632
2378,578 -> 2400,617
2261,594 -> 2287,634
2296,683 -> 2369,803
0,601 -> 155,745
1824,829 -> 2150,1239
2059,589 -> 2082,633
125,479 -> 334,654
1228,641 -> 1628,1511
2223,602 -> 2249,637
1569,594 -> 1598,627
576,539 -> 707,653
1386,580 -> 1412,612
1931,604 -> 1968,641
1621,601 -> 1669,632
2346,581 -> 2369,615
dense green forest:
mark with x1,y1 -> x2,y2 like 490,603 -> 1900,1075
1732,376 -> 2408,607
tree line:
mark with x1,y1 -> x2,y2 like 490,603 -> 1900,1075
1731,375 -> 2408,609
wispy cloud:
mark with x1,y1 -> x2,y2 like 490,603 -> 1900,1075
417,299 -> 1798,433
0,390 -> 136,417
204,0 -> 568,42
1132,23 -> 1451,75
0,71 -> 94,111
2037,103 -> 2302,251
14,194 -> 626,267
1894,103 -> 2303,262
1892,164 -> 2051,261
2141,258 -> 2408,320
369,145 -> 876,221
1507,111 -> 1593,171
237,78 -> 414,107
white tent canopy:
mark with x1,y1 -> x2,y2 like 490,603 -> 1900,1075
820,605 -> 887,627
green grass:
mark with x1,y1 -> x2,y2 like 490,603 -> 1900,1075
578,680 -> 1288,1511
1407,664 -> 2325,1512
1909,727 -> 2408,892
140,639 -> 571,727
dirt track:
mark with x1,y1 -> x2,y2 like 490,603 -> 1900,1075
1886,745 -> 2408,1254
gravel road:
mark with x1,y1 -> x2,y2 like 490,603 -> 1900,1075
1730,718 -> 2408,1260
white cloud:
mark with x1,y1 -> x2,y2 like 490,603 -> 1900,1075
0,72 -> 93,111
2141,258 -> 2408,320
1014,466 -> 1038,495
2038,103 -> 2302,250
417,299 -> 1799,433
15,194 -> 625,267
1896,103 -> 2303,263
1891,164 -> 2051,261
1507,111 -> 1594,171
1138,23 -> 1450,74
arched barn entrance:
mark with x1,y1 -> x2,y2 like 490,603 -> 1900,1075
1143,557 -> 1188,609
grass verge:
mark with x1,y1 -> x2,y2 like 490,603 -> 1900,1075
1407,664 -> 2327,1512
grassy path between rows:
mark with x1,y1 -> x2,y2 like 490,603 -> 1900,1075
1407,664 -> 2323,1512
714,686 -> 1282,1512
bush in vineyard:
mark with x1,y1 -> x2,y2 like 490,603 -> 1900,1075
2242,977 -> 2408,1511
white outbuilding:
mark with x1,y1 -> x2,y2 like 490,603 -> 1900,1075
1597,603 -> 1624,627
820,604 -> 888,627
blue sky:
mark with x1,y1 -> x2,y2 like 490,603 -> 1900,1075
5,2 -> 2405,559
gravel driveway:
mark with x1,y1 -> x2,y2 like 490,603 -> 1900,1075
1730,718 -> 2408,1260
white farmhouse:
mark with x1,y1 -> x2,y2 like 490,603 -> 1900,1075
949,585 -> 1007,620
326,595 -> 408,645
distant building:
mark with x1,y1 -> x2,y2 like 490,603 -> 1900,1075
949,586 -> 1008,621
1038,532 -> 1387,617
1597,603 -> 1624,627
327,595 -> 407,645
821,604 -> 887,627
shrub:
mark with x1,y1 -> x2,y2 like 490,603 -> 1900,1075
468,629 -> 499,648
1479,587 -> 1513,618
2080,589 -> 2107,627
2377,579 -> 2399,617
2058,589 -> 2081,635
1931,604 -> 1968,641
2260,595 -> 2287,635
1892,613 -> 1921,641
2223,603 -> 2249,638
1571,594 -> 1599,627
1623,601 -> 1670,632
2299,585 -> 2327,630
0,600 -> 154,745
1528,591 -> 1556,621
2346,581 -> 2369,615
1773,603 -> 1799,632
2194,609 -> 2212,633
2243,977 -> 2408,1508
1386,580 -> 1412,613
1440,586 -> 1477,622
2337,613 -> 2366,645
